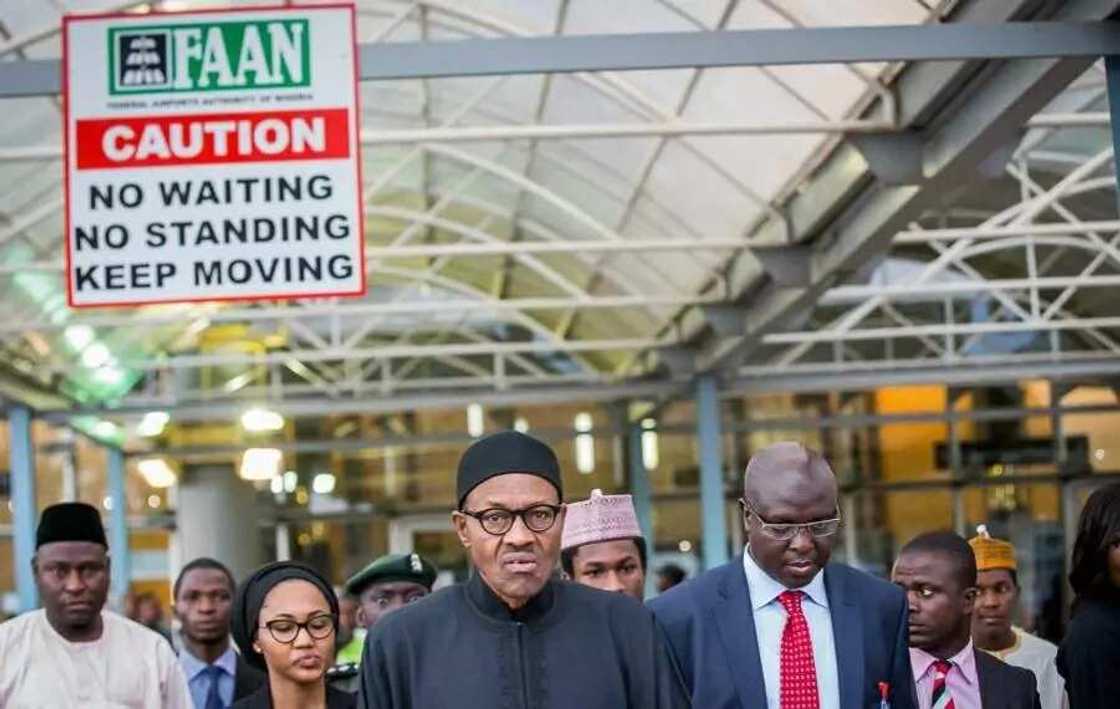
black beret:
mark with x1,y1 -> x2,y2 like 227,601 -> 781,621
36,502 -> 108,549
456,431 -> 563,509
345,553 -> 438,596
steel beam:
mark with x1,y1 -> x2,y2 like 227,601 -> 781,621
733,353 -> 1120,394
96,337 -> 668,372
696,27 -> 1106,377
38,378 -> 685,423
0,294 -> 726,334
8,23 -> 1120,98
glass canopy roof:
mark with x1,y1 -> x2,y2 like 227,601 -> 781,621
0,0 -> 1116,442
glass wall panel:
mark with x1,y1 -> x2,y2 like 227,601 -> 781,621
1060,386 -> 1120,474
875,386 -> 951,482
853,489 -> 953,578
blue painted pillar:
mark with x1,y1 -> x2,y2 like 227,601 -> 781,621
10,405 -> 39,612
106,447 -> 131,606
628,424 -> 656,599
627,424 -> 654,547
696,375 -> 729,570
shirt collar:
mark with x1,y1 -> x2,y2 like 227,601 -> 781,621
465,570 -> 556,624
180,644 -> 238,680
741,546 -> 828,610
910,640 -> 978,686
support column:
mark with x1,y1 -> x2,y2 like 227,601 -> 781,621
627,423 -> 658,600
696,375 -> 729,570
275,523 -> 292,562
177,464 -> 264,582
627,425 -> 654,548
627,424 -> 655,599
842,494 -> 861,567
106,448 -> 130,609
10,405 -> 39,612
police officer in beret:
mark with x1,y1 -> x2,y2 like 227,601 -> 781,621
327,552 -> 437,692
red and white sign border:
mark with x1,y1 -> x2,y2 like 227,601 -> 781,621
61,2 -> 366,309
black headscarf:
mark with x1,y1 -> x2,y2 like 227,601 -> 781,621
231,561 -> 339,671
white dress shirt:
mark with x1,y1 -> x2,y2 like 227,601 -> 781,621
743,547 -> 840,709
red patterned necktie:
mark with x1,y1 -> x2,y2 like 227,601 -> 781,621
778,590 -> 820,709
931,659 -> 956,709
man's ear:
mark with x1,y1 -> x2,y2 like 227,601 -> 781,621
355,605 -> 368,628
451,511 -> 471,549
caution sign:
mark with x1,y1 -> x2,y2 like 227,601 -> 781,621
63,5 -> 364,307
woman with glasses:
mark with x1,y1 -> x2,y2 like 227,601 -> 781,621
230,561 -> 355,709
1057,483 -> 1120,709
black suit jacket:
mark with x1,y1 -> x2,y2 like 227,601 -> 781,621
230,684 -> 355,709
233,654 -> 267,702
649,560 -> 917,709
976,649 -> 1042,709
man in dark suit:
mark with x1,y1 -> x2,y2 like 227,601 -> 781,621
650,441 -> 916,709
892,532 -> 1041,709
173,558 -> 266,708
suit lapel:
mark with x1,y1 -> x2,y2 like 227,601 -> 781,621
975,649 -> 999,709
825,566 -> 865,709
713,562 -> 769,709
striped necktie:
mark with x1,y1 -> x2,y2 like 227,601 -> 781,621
931,659 -> 955,709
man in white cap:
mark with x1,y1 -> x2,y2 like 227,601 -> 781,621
561,489 -> 647,601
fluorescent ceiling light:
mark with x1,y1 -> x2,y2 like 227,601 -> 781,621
64,324 -> 94,351
282,470 -> 299,493
137,411 -> 169,437
241,407 -> 284,432
514,417 -> 530,433
93,420 -> 118,438
312,473 -> 336,495
81,343 -> 112,368
137,458 -> 177,488
240,448 -> 282,481
93,366 -> 126,386
467,403 -> 484,438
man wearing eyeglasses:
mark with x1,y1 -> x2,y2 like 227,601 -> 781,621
356,430 -> 689,709
0,502 -> 193,708
650,441 -> 917,709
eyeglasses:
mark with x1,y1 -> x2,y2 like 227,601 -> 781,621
738,499 -> 841,541
460,504 -> 563,536
260,614 -> 337,644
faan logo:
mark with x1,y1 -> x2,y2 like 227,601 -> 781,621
109,19 -> 310,94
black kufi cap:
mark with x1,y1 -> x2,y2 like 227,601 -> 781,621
456,430 -> 562,509
231,561 -> 339,671
36,502 -> 107,549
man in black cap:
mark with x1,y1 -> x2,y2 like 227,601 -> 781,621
0,502 -> 192,707
328,553 -> 439,692
348,552 -> 437,632
357,430 -> 689,709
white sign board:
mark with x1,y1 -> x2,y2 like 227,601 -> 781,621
63,4 -> 364,307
